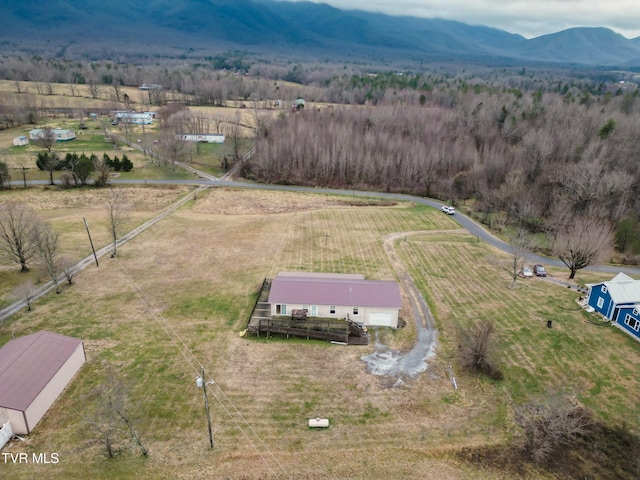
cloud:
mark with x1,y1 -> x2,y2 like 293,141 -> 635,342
285,0 -> 640,38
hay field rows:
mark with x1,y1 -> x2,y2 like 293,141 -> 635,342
0,187 -> 638,480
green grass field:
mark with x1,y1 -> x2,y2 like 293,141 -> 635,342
0,187 -> 637,479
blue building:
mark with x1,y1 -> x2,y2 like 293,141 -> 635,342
586,272 -> 640,341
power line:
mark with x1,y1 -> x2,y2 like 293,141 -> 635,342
113,258 -> 293,479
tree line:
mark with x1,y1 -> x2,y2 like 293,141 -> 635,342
249,88 -> 640,268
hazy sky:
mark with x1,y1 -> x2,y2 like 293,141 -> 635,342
286,1 -> 640,39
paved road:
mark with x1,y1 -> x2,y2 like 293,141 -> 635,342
7,175 -> 640,288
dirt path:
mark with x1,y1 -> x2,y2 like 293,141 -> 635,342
361,230 -> 463,380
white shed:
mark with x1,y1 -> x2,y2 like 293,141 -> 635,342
12,136 -> 28,147
0,331 -> 86,435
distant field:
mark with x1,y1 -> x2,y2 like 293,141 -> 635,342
0,79 -> 263,180
0,187 -> 637,480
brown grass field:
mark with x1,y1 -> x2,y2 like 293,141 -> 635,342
0,186 -> 638,480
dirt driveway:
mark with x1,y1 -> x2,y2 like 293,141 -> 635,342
361,230 -> 464,380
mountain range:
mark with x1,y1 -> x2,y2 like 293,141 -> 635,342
1,0 -> 639,67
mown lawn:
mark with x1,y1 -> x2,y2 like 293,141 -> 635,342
0,188 -> 637,480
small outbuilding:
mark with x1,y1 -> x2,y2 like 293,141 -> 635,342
268,272 -> 402,328
586,272 -> 640,341
0,331 -> 86,434
12,136 -> 28,147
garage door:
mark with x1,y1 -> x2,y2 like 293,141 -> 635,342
368,312 -> 394,327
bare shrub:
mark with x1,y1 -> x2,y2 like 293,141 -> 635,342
59,172 -> 74,189
514,393 -> 592,464
458,319 -> 502,380
13,280 -> 37,311
58,255 -> 76,285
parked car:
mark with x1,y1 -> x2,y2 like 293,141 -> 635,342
521,265 -> 533,278
533,264 -> 547,277
441,205 -> 455,215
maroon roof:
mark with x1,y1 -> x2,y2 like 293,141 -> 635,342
268,274 -> 402,309
0,331 -> 83,411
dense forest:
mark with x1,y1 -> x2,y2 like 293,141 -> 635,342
249,87 -> 640,262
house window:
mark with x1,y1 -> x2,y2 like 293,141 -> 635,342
330,306 -> 336,315
624,314 -> 639,332
353,307 -> 359,315
601,285 -> 608,294
302,304 -> 309,312
597,297 -> 604,309
276,304 -> 287,315
310,305 -> 317,316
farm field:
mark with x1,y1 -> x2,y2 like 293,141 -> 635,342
0,187 -> 638,479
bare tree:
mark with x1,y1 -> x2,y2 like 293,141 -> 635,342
515,392 -> 592,463
227,119 -> 243,161
13,280 -> 36,311
67,73 -> 78,97
33,221 -> 60,294
88,78 -> 101,99
58,255 -> 76,285
111,81 -> 122,103
106,188 -> 128,257
249,99 -> 271,138
14,157 -> 30,189
457,319 -> 502,380
34,126 -> 56,152
509,228 -> 534,287
93,155 -> 112,187
0,202 -> 39,272
85,401 -> 122,458
156,132 -> 187,171
84,363 -> 148,458
554,217 -> 613,279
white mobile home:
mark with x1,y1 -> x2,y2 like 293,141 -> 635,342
115,112 -> 153,125
268,272 -> 402,328
29,128 -> 76,142
177,134 -> 225,143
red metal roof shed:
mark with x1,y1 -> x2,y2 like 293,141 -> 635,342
0,331 -> 85,434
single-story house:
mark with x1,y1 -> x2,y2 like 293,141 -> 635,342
177,133 -> 225,144
0,331 -> 86,434
29,128 -> 76,142
12,136 -> 28,146
115,112 -> 153,125
268,272 -> 402,328
586,272 -> 640,341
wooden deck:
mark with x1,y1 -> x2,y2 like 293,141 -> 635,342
246,278 -> 369,345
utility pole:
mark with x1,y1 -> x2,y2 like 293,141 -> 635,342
196,367 -> 214,449
83,217 -> 99,267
